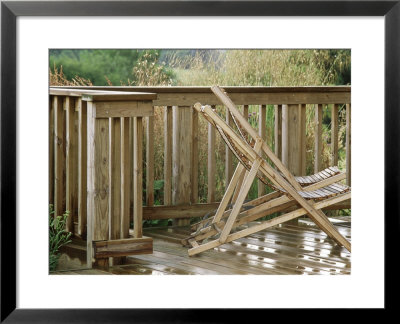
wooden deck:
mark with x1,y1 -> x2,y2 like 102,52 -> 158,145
53,217 -> 351,275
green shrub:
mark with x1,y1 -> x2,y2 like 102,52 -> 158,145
49,205 -> 72,271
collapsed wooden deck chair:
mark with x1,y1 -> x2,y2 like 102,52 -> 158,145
182,86 -> 351,256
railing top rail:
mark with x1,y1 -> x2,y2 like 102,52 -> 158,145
50,86 -> 351,94
50,87 -> 157,101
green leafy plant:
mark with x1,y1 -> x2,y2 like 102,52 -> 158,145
49,205 -> 72,271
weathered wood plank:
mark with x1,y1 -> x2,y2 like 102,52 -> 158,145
331,104 -> 339,166
274,104 -> 282,160
146,116 -> 154,207
109,118 -> 121,240
314,104 -> 323,173
207,109 -> 216,203
93,237 -> 153,258
143,203 -> 220,220
346,104 -> 351,186
87,102 -> 109,267
282,104 -> 305,176
77,99 -> 87,237
225,106 -> 234,188
94,101 -> 154,118
258,104 -> 266,196
121,117 -> 131,239
54,96 -> 66,218
163,106 -> 172,205
49,96 -> 55,205
151,92 -> 351,106
191,108 -> 199,203
133,117 -> 143,238
65,97 -> 78,233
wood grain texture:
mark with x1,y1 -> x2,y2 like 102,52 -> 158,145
274,104 -> 282,160
314,104 -> 323,173
146,115 -> 154,207
49,96 -> 55,205
191,108 -> 199,203
163,106 -> 172,205
93,237 -> 153,258
331,104 -> 339,166
225,106 -> 234,188
133,117 -> 143,238
94,101 -> 153,118
77,99 -> 87,237
346,104 -> 351,186
207,116 -> 216,203
121,117 -> 131,239
258,104 -> 267,196
109,118 -> 121,240
54,96 -> 66,218
65,97 -> 78,233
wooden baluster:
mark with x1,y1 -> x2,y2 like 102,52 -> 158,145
54,96 -> 66,218
133,117 -> 143,237
346,103 -> 351,186
258,104 -> 266,196
163,106 -> 172,205
109,117 -> 121,241
314,104 -> 323,173
77,99 -> 87,238
146,116 -> 154,206
207,106 -> 216,203
274,104 -> 282,160
65,97 -> 78,233
331,104 -> 339,166
191,107 -> 199,204
299,104 -> 306,176
121,117 -> 131,239
49,96 -> 54,205
225,106 -> 234,187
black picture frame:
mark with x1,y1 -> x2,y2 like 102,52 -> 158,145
1,0 -> 398,322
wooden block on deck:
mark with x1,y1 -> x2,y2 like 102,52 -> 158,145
93,237 -> 153,259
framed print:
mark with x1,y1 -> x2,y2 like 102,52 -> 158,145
1,0 -> 399,321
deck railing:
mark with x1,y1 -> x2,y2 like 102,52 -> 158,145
49,86 -> 351,264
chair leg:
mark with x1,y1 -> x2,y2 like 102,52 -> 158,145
219,158 -> 262,243
211,163 -> 246,224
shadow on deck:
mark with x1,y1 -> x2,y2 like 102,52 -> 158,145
52,217 -> 351,275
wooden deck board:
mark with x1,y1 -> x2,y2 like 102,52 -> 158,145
51,218 -> 351,275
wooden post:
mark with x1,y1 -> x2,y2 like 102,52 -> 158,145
65,97 -> 78,233
146,116 -> 154,206
121,117 -> 131,239
258,105 -> 266,196
133,117 -> 143,237
54,96 -> 66,218
77,99 -> 87,238
191,108 -> 199,203
331,104 -> 339,166
346,104 -> 351,186
207,116 -> 216,203
274,104 -> 282,160
314,104 -> 323,173
163,106 -> 172,205
282,104 -> 306,176
172,106 -> 192,226
86,102 -> 109,268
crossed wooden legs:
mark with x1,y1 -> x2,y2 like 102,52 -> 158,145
183,162 -> 351,256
